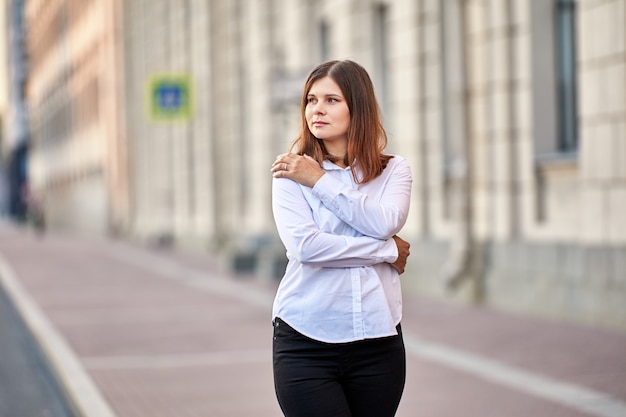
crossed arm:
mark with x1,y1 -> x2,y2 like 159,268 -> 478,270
271,154 -> 412,273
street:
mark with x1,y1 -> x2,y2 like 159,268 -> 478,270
0,282 -> 75,417
0,221 -> 625,417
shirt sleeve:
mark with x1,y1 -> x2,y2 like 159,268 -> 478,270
311,157 -> 412,240
272,177 -> 398,268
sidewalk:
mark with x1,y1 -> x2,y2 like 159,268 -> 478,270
0,222 -> 624,417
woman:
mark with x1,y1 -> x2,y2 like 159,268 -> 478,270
270,60 -> 412,417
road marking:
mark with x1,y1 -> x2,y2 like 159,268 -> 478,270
7,238 -> 622,417
0,255 -> 118,417
111,248 -> 626,417
403,334 -> 626,417
107,245 -> 275,309
82,349 -> 269,370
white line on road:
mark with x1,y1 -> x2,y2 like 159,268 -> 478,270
108,244 -> 275,309
39,242 -> 626,417
82,348 -> 269,370
403,334 -> 626,417
110,246 -> 626,417
0,255 -> 118,417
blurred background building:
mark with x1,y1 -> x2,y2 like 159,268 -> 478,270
0,1 -> 6,216
2,0 -> 624,332
1,0 -> 29,221
22,0 -> 127,234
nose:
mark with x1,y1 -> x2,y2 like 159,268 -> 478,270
311,101 -> 325,114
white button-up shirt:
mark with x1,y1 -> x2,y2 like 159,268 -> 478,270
272,155 -> 412,343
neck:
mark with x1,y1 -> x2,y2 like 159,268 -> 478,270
323,140 -> 348,166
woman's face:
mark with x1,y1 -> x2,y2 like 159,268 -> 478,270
305,76 -> 350,146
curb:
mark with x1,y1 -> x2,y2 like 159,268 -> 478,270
0,254 -> 117,417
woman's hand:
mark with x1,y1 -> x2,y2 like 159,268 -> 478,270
271,153 -> 325,188
389,235 -> 410,274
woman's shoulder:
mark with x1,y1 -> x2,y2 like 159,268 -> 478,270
273,176 -> 311,198
385,154 -> 409,168
382,155 -> 412,181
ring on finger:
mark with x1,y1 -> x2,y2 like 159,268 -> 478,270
283,163 -> 287,171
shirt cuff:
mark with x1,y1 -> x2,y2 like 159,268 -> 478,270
377,238 -> 398,263
311,173 -> 340,206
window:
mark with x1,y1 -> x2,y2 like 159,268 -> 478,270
555,0 -> 578,152
372,4 -> 390,116
531,0 -> 578,156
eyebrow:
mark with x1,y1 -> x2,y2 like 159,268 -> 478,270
307,93 -> 342,97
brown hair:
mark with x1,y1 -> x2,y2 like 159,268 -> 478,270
290,60 -> 392,184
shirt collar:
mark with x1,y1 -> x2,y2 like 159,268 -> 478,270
322,159 -> 351,171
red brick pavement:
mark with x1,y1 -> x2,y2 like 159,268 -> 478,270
0,222 -> 625,417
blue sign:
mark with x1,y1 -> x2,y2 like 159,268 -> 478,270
147,74 -> 192,120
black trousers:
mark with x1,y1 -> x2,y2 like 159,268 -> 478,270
272,318 -> 406,417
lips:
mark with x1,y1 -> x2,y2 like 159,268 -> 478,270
312,121 -> 328,127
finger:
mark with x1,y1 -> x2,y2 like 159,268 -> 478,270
275,154 -> 294,166
283,153 -> 298,164
270,162 -> 285,172
272,158 -> 287,169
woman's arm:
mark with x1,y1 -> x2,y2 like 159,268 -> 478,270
272,177 -> 398,268
311,158 -> 412,240
272,154 -> 412,240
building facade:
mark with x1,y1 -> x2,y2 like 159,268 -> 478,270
24,0 -> 128,234
0,0 -> 10,216
1,0 -> 30,221
23,0 -> 626,331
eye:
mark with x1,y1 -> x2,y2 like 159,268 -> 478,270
307,97 -> 317,104
328,97 -> 338,103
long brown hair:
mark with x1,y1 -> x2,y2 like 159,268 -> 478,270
290,60 -> 392,184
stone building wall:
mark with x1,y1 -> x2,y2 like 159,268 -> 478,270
27,0 -> 625,330
24,0 -> 126,234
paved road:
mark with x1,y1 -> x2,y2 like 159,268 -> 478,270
0,222 -> 625,417
0,280 -> 75,417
